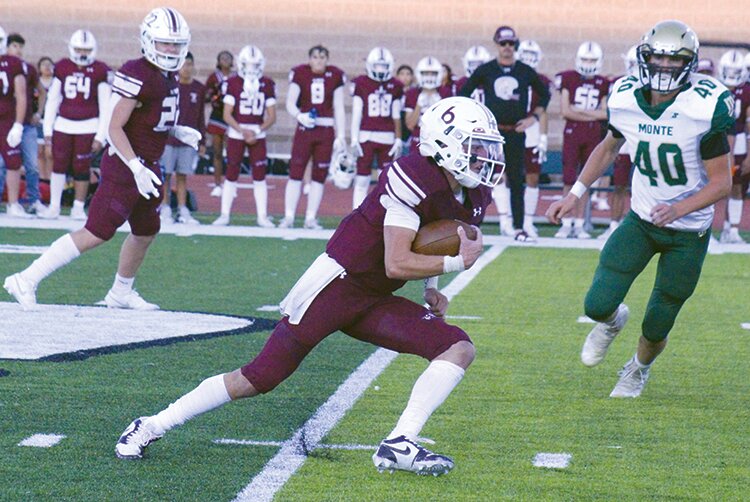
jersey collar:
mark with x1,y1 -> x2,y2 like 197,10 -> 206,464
635,83 -> 691,121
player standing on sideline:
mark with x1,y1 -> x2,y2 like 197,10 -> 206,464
115,97 -> 505,477
460,25 -> 550,242
40,29 -> 110,221
554,42 -> 610,239
0,26 -> 28,218
213,45 -> 276,227
454,46 -> 491,104
516,40 -> 552,238
205,50 -> 234,198
281,45 -> 346,230
403,56 -> 452,153
349,47 -> 403,209
4,7 -> 197,311
160,51 -> 205,225
716,50 -> 750,243
547,20 -> 734,398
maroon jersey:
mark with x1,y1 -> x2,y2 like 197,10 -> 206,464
351,75 -> 403,133
555,70 -> 609,127
403,85 -> 454,142
53,58 -> 110,121
111,57 -> 179,163
529,73 -> 552,111
205,70 -> 235,121
326,152 -> 491,294
0,55 -> 26,119
167,79 -> 207,147
731,83 -> 750,135
223,75 -> 276,125
289,64 -> 346,118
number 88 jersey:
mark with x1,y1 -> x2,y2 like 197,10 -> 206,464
54,58 -> 110,121
350,74 -> 404,134
608,73 -> 735,231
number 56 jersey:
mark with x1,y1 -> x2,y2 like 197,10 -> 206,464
608,73 -> 734,231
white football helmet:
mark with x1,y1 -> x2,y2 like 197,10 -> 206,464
637,20 -> 698,93
575,41 -> 603,77
517,40 -> 543,69
238,45 -> 265,94
462,45 -> 491,77
366,47 -> 394,82
68,29 -> 97,66
623,45 -> 638,77
415,56 -> 444,90
745,53 -> 750,83
329,149 -> 356,190
139,7 -> 191,72
718,50 -> 748,88
0,26 -> 7,56
419,96 -> 505,189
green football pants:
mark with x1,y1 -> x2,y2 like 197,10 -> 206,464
584,211 -> 710,342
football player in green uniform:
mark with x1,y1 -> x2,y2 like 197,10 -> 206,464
547,20 -> 734,398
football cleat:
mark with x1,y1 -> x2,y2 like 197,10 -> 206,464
574,228 -> 592,239
29,200 -> 48,215
4,273 -> 38,311
499,220 -> 515,237
303,218 -> 323,230
514,229 -> 535,242
210,185 -> 222,197
581,304 -> 629,367
115,417 -> 162,459
7,203 -> 33,219
38,206 -> 61,220
70,204 -> 87,220
256,217 -> 276,228
554,226 -> 572,239
278,217 -> 294,229
104,289 -> 159,311
160,205 -> 173,224
372,436 -> 454,476
212,214 -> 230,226
720,227 -> 745,244
610,357 -> 650,398
523,223 -> 539,239
177,208 -> 199,225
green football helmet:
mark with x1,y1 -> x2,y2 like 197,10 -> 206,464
637,20 -> 699,93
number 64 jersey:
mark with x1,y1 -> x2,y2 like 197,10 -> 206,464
608,73 -> 734,231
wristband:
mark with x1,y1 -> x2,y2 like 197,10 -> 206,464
443,255 -> 465,274
424,276 -> 439,290
570,181 -> 587,199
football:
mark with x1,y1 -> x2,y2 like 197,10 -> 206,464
411,219 -> 478,256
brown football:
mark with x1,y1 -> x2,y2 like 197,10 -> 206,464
411,219 -> 478,256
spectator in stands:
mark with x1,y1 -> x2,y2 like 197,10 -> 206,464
160,52 -> 205,225
205,50 -> 235,198
36,56 -> 54,182
396,64 -> 415,89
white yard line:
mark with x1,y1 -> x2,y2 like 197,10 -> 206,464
0,244 -> 48,254
233,244 -> 507,502
18,434 -> 66,447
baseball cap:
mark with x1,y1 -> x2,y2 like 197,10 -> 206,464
493,26 -> 518,44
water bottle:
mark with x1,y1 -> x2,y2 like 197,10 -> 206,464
308,108 -> 318,129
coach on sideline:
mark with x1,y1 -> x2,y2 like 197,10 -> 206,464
460,25 -> 550,242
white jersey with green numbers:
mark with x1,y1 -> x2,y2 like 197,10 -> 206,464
608,73 -> 734,231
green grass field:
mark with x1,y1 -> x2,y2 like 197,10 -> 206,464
1,227 -> 748,501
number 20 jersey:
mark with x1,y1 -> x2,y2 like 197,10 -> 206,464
608,73 -> 734,231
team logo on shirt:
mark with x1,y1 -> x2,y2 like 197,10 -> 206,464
493,76 -> 520,101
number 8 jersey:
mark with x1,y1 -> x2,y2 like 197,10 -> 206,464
608,73 -> 734,231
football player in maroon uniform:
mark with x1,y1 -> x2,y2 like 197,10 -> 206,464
205,50 -> 235,197
403,56 -> 454,152
213,45 -> 277,227
554,41 -> 610,239
455,46 -> 491,105
717,49 -> 750,243
115,97 -> 505,477
0,26 -> 28,218
281,45 -> 347,229
349,47 -> 404,209
40,29 -> 111,220
4,7 -> 197,311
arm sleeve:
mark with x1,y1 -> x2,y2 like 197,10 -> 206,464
350,95 -> 363,142
380,193 -> 420,231
95,82 -> 112,143
700,90 -> 735,159
42,77 -> 62,137
391,96 -> 401,119
334,86 -> 346,139
285,82 -> 301,118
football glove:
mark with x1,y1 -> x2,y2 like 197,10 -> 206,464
532,134 -> 548,163
6,122 -> 23,148
127,158 -> 162,199
333,136 -> 347,154
171,126 -> 202,150
350,139 -> 364,157
388,138 -> 403,158
296,112 -> 315,129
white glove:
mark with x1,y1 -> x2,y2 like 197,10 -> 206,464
296,112 -> 315,129
6,122 -> 23,148
350,140 -> 364,157
127,158 -> 162,199
172,125 -> 202,150
532,134 -> 548,164
388,138 -> 403,158
333,136 -> 347,153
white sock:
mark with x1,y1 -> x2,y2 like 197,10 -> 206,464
253,179 -> 268,220
633,354 -> 652,370
492,182 -> 510,216
728,198 -> 743,226
524,186 -> 539,218
561,217 -> 573,228
305,181 -> 324,222
111,273 -> 134,295
221,180 -> 236,217
352,175 -> 370,209
73,199 -> 85,210
388,360 -> 465,441
285,179 -> 302,220
523,214 -> 535,230
49,172 -> 66,211
21,233 -> 81,286
574,218 -> 585,229
147,374 -> 231,436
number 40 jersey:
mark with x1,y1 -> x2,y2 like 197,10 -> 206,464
608,73 -> 734,231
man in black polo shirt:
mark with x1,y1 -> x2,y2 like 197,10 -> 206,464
460,25 -> 551,241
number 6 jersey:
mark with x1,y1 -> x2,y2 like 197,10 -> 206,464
608,73 -> 734,231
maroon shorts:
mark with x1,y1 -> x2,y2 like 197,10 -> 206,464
52,130 -> 95,178
0,119 -> 22,171
225,137 -> 267,182
289,126 -> 334,183
241,273 -> 471,393
356,141 -> 392,175
733,154 -> 749,185
206,118 -> 228,136
524,147 -> 541,175
613,153 -> 632,187
562,123 -> 603,185
85,152 -> 163,241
